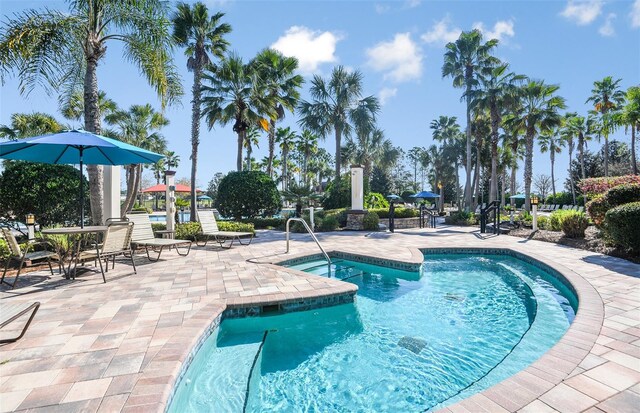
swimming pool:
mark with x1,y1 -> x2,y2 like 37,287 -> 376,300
169,253 -> 577,412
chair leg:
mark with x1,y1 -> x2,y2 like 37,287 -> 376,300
112,255 -> 116,270
145,246 -> 164,262
1,258 -> 11,285
130,250 -> 137,274
47,257 -> 54,276
237,235 -> 254,246
9,257 -> 27,289
195,236 -> 208,247
97,254 -> 106,283
175,243 -> 192,256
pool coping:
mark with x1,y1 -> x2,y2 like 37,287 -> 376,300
150,245 -> 604,413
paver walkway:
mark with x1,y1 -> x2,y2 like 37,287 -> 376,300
0,226 -> 638,412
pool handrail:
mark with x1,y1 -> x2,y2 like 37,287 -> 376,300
285,218 -> 332,266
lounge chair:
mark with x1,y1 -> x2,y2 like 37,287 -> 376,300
74,221 -> 136,283
577,206 -> 584,213
196,210 -> 254,249
0,301 -> 40,343
126,213 -> 192,261
1,228 -> 59,289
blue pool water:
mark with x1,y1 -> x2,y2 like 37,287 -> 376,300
169,254 -> 576,412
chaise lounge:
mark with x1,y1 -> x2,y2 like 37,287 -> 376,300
196,210 -> 254,249
126,213 -> 192,261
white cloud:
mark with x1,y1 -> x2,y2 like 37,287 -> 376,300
404,0 -> 421,8
473,20 -> 516,42
560,0 -> 603,25
599,13 -> 616,36
421,16 -> 462,45
374,3 -> 390,14
379,87 -> 398,105
366,33 -> 423,83
271,26 -> 342,73
632,0 -> 640,28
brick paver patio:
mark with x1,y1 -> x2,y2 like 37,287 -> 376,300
0,226 -> 638,412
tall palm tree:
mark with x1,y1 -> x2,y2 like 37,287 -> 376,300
560,113 -> 578,203
563,114 -> 594,180
60,90 -> 117,125
0,112 -> 63,139
251,49 -> 304,178
296,130 -> 318,186
343,127 -> 389,186
172,2 -> 231,221
276,127 -> 296,191
470,63 -> 525,203
586,76 -> 625,177
407,147 -> 425,190
298,66 -> 380,184
614,86 -> 640,175
470,111 -> 491,207
244,127 -> 261,171
502,115 -> 525,207
538,129 -> 565,199
442,29 -> 499,210
505,80 -> 566,211
202,53 -> 272,172
431,115 -> 463,206
105,104 -> 169,213
0,1 -> 182,224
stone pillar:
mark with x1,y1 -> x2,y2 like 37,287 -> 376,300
346,165 -> 366,230
165,171 -> 176,233
103,165 -> 121,222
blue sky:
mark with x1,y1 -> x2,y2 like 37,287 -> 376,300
1,0 -> 639,192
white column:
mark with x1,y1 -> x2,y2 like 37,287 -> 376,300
309,207 -> 314,232
103,165 -> 121,222
350,165 -> 364,211
165,171 -> 176,232
532,204 -> 538,231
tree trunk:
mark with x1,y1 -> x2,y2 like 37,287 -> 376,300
579,135 -> 586,179
632,124 -> 638,175
439,183 -> 444,213
282,149 -> 288,191
464,105 -> 472,211
550,150 -> 556,199
122,164 -> 137,213
236,131 -> 244,171
501,169 -> 506,207
246,143 -> 252,171
335,126 -> 342,184
604,133 -> 609,177
489,105 -> 500,203
267,119 -> 276,177
474,139 -> 481,208
510,164 -> 517,208
455,159 -> 460,210
569,149 -> 576,204
84,55 -> 104,225
189,60 -> 202,222
524,127 -> 534,212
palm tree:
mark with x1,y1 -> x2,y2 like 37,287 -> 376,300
172,2 -> 231,221
165,151 -> 180,170
408,147 -> 425,190
343,127 -> 389,187
431,115 -> 463,207
296,130 -> 319,186
505,80 -> 566,211
276,127 -> 296,191
201,53 -> 272,172
251,49 -> 304,178
0,1 -> 182,224
560,113 -> 578,203
244,127 -> 261,171
105,104 -> 169,214
586,76 -> 625,177
538,129 -> 565,199
0,112 -> 63,139
470,63 -> 526,203
442,29 -> 499,210
614,86 -> 640,175
470,111 -> 491,207
60,90 -> 117,125
298,66 -> 380,184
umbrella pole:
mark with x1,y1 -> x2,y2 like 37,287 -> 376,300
80,149 -> 84,228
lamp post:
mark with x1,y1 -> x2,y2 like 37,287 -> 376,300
25,213 -> 35,240
531,195 -> 539,231
437,181 -> 443,211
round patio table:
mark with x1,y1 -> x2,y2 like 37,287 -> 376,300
41,226 -> 107,279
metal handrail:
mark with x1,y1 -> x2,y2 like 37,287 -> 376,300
285,218 -> 331,265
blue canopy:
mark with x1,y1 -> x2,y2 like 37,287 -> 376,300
0,130 -> 164,226
411,190 -> 440,199
386,194 -> 402,201
509,193 -> 527,199
197,195 -> 213,201
0,129 -> 164,165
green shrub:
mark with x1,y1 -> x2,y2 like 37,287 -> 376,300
215,171 -> 281,219
322,208 -> 348,227
364,192 -> 389,209
218,221 -> 255,234
369,207 -> 419,219
318,215 -> 339,232
362,211 -> 379,231
605,184 -> 640,207
321,174 -> 350,210
560,211 -> 589,238
175,222 -> 201,240
537,215 -> 549,230
151,223 -> 167,232
549,209 -> 573,231
545,192 -> 573,206
169,221 -> 255,241
605,202 -> 640,253
132,206 -> 152,214
241,217 -> 284,229
586,195 -> 610,227
445,211 -> 477,226
0,238 -> 9,262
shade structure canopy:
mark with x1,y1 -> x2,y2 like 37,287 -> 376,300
197,195 -> 213,201
386,194 -> 402,201
509,193 -> 527,199
142,184 -> 201,193
0,130 -> 164,227
411,190 -> 441,199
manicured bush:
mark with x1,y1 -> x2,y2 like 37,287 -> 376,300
445,211 -> 477,226
586,196 -> 610,227
241,217 -> 284,229
605,202 -> 640,253
215,171 -> 281,220
322,175 -> 350,210
0,238 -> 10,262
362,211 -> 379,231
175,222 -> 201,240
537,215 -> 549,230
369,207 -> 420,219
549,209 -> 573,231
605,184 -> 640,207
364,192 -> 389,209
579,175 -> 640,197
150,221 -> 254,241
218,221 -> 255,234
318,215 -> 339,232
560,211 -> 589,238
545,192 -> 573,206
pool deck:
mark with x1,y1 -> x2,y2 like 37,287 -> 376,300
0,226 -> 638,412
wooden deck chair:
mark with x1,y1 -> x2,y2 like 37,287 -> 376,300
196,210 -> 254,249
125,213 -> 192,261
1,228 -> 59,289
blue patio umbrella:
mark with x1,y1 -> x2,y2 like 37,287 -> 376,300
197,195 -> 213,201
509,193 -> 527,199
411,190 -> 441,199
386,194 -> 402,202
0,130 -> 164,226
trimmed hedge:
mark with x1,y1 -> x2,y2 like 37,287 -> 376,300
150,221 -> 255,241
445,211 -> 478,226
317,215 -> 339,232
586,196 -> 610,227
605,184 -> 640,208
369,207 -> 420,219
549,209 -> 573,231
362,211 -> 379,231
241,217 -> 284,229
605,202 -> 640,253
560,211 -> 589,238
215,171 -> 281,219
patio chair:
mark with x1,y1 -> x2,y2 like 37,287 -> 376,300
1,228 -> 60,289
0,301 -> 40,343
126,213 -> 192,261
577,206 -> 585,213
74,221 -> 136,283
196,210 -> 254,249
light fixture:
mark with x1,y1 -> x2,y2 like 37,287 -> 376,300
531,195 -> 539,205
25,213 -> 35,225
437,181 -> 443,189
